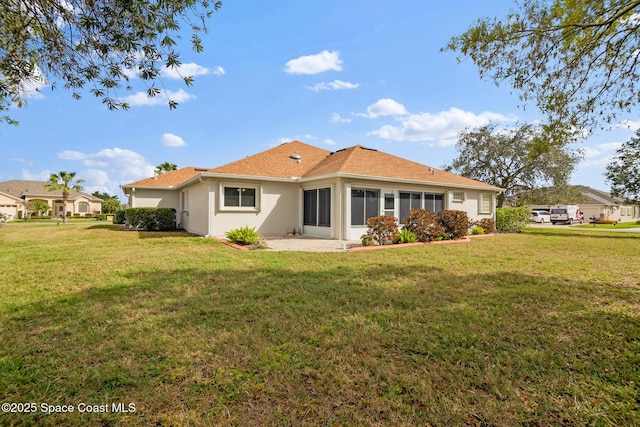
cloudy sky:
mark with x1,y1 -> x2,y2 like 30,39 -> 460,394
1,0 -> 635,200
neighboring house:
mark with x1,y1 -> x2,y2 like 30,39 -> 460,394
527,185 -> 640,222
121,141 -> 503,239
0,180 -> 103,220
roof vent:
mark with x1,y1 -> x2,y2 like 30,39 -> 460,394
289,152 -> 302,164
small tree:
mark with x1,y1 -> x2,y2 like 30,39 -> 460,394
155,162 -> 178,175
45,171 -> 84,224
605,128 -> 640,203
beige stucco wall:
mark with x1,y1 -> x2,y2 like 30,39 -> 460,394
0,193 -> 22,220
180,180 -> 210,236
128,189 -> 179,209
208,179 -> 300,237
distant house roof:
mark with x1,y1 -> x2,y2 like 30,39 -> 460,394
122,141 -> 502,191
575,185 -> 625,206
0,180 -> 102,202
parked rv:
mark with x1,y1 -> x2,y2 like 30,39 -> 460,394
550,205 -> 583,225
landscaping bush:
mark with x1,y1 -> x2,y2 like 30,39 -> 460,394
366,215 -> 399,245
114,210 -> 126,224
473,218 -> 496,234
402,209 -> 442,242
395,228 -> 418,243
225,226 -> 264,247
437,210 -> 470,240
471,226 -> 485,235
125,207 -> 176,231
496,207 -> 531,233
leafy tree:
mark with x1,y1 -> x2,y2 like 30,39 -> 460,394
516,186 -> 587,206
605,128 -> 640,203
444,123 -> 582,207
155,162 -> 178,175
45,171 -> 84,224
444,1 -> 640,134
0,0 -> 222,125
28,200 -> 51,217
92,191 -> 121,214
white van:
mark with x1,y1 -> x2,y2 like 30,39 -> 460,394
550,205 -> 583,225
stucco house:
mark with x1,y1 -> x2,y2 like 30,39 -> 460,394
0,180 -> 103,220
527,185 -> 640,222
121,141 -> 503,239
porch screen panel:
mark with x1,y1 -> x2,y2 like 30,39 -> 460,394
304,189 -> 317,226
399,192 -> 421,221
424,193 -> 444,213
318,188 -> 331,227
351,189 -> 365,225
365,190 -> 380,221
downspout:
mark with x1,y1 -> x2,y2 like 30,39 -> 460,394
199,176 -> 212,237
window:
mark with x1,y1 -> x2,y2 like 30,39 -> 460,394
305,188 -> 331,227
351,189 -> 379,225
479,193 -> 492,214
424,193 -> 444,213
78,202 -> 89,213
384,193 -> 395,217
220,184 -> 260,211
452,191 -> 465,202
399,192 -> 422,221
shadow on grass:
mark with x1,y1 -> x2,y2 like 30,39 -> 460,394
2,261 -> 638,426
524,228 -> 640,240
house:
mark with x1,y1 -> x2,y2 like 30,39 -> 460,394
0,180 -> 103,220
527,185 -> 640,222
121,141 -> 503,239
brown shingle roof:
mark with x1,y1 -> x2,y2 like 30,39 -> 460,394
303,145 -> 499,189
0,180 -> 102,201
208,140 -> 331,179
122,141 -> 500,191
123,167 -> 214,188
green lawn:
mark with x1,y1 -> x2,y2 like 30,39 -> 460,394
1,223 -> 638,426
572,221 -> 640,229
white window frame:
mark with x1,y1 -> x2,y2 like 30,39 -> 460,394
219,182 -> 261,212
452,191 -> 465,203
479,193 -> 492,214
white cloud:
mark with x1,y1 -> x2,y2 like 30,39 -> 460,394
21,169 -> 52,181
369,107 -> 516,144
330,113 -> 351,123
356,98 -> 408,119
161,133 -> 186,147
285,50 -> 342,75
57,148 -> 155,181
123,89 -> 196,107
323,139 -> 337,146
616,119 -> 640,131
580,142 -> 623,167
161,63 -> 224,79
307,80 -> 359,92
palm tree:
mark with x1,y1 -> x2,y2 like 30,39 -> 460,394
155,162 -> 178,175
45,171 -> 84,224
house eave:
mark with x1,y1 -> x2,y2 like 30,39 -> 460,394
299,172 -> 504,192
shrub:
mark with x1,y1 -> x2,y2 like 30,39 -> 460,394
226,226 -> 262,246
496,207 -> 531,233
395,228 -> 418,243
366,215 -> 399,245
471,226 -> 485,235
473,218 -> 496,234
402,209 -> 442,242
114,210 -> 126,224
361,233 -> 375,246
437,210 -> 470,240
125,207 -> 176,231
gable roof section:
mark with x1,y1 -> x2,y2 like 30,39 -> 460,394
0,180 -> 101,201
123,167 -> 215,189
303,145 -> 500,189
208,140 -> 331,179
575,185 -> 624,205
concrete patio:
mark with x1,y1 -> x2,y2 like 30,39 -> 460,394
264,235 -> 361,252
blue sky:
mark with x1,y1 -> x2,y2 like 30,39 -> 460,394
2,0 -> 635,201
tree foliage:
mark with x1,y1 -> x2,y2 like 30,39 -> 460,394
155,162 -> 178,175
45,171 -> 84,224
445,1 -> 640,133
605,128 -> 640,203
516,185 -> 587,206
0,0 -> 222,125
444,123 -> 581,207
92,191 -> 121,214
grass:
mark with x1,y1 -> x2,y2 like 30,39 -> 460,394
0,223 -> 638,426
572,221 -> 640,229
